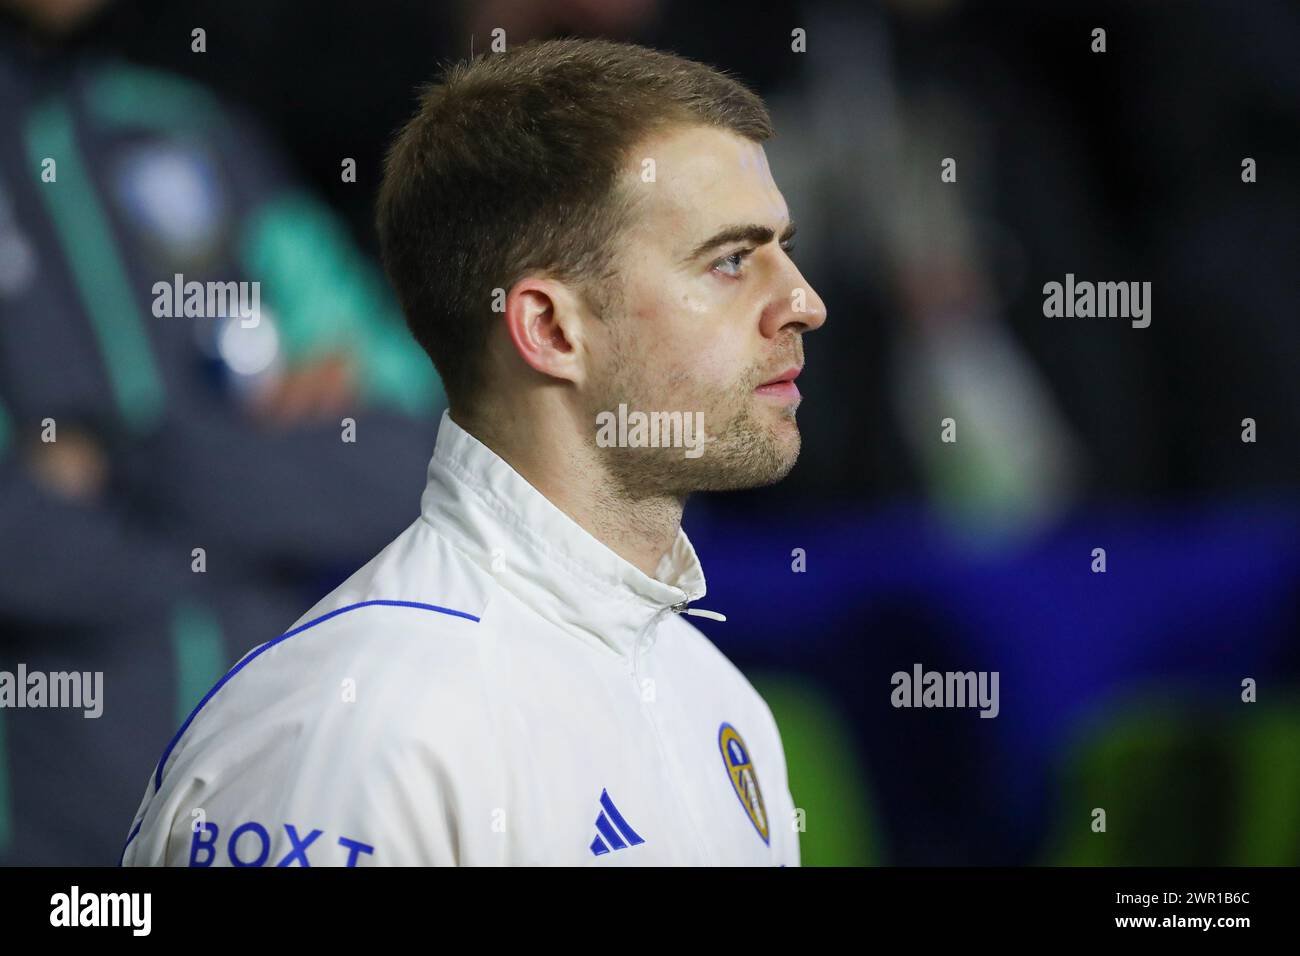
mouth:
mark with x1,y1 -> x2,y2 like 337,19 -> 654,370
754,366 -> 802,401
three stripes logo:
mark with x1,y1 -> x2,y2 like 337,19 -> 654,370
589,788 -> 645,856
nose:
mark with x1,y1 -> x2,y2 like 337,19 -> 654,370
759,262 -> 827,339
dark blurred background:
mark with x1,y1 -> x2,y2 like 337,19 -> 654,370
0,0 -> 1296,865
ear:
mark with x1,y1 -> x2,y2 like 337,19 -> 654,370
503,277 -> 588,386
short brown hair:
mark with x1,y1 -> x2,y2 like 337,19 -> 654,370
375,37 -> 773,413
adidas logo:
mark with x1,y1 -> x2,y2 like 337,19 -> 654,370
589,788 -> 645,856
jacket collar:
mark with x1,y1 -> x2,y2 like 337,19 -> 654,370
419,411 -> 707,657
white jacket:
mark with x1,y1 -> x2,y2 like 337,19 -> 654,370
121,411 -> 799,866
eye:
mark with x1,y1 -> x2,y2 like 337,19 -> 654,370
712,239 -> 797,278
712,248 -> 753,278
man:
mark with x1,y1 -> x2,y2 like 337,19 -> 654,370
122,37 -> 826,866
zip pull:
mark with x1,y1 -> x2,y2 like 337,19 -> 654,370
685,608 -> 727,622
670,601 -> 727,623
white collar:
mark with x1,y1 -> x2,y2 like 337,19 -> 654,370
419,411 -> 709,657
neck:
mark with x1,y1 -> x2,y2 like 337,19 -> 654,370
451,400 -> 684,579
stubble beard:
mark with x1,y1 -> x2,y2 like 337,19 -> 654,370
586,316 -> 803,503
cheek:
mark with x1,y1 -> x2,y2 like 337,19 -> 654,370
628,281 -> 753,398
693,346 -> 746,392
658,348 -> 754,415
646,322 -> 735,387
680,312 -> 756,395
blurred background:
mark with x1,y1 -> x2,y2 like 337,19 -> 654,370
0,0 -> 1296,865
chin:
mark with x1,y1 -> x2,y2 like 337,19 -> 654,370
767,407 -> 802,448
737,426 -> 803,490
768,435 -> 801,483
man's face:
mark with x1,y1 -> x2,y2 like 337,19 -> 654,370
583,123 -> 827,499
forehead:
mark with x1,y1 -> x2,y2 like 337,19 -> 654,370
622,124 -> 789,241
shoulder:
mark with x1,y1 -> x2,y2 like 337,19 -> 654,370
239,516 -> 496,704
136,574 -> 503,864
285,517 -> 495,635
160,521 -> 501,783
127,521 -> 512,864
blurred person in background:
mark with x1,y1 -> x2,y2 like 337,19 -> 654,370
0,0 -> 443,863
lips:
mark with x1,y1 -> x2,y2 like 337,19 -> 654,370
757,366 -> 802,388
754,366 -> 803,401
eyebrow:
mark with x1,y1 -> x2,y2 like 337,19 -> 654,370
682,220 -> 797,264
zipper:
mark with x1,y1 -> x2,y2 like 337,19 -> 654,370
632,601 -> 728,682
669,601 -> 727,622
631,607 -> 666,685
630,599 -> 726,863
